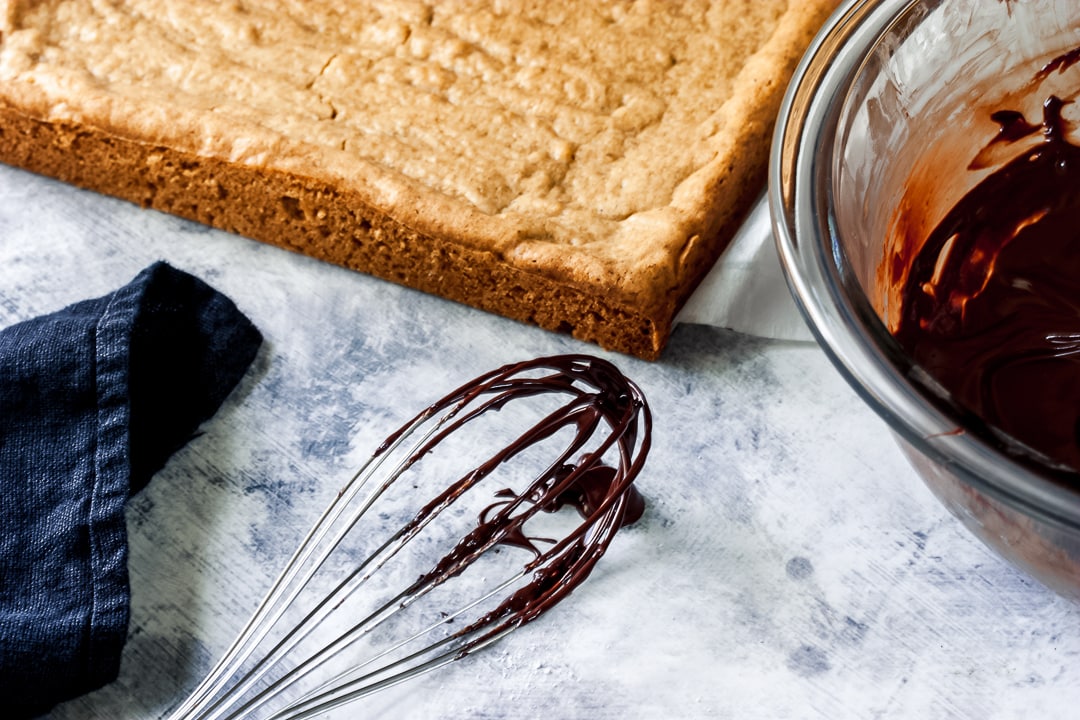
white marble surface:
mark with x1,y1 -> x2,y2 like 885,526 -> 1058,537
3,163 -> 1079,719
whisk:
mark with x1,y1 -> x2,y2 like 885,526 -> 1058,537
164,354 -> 651,720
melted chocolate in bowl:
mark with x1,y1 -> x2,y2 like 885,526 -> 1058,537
893,93 -> 1080,474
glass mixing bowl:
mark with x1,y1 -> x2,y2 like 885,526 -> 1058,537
772,0 -> 1080,599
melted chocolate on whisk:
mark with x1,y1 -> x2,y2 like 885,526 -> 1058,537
383,355 -> 649,645
478,463 -> 646,557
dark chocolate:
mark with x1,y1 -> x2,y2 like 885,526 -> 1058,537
895,94 -> 1080,472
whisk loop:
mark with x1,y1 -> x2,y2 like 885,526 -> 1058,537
165,354 -> 651,720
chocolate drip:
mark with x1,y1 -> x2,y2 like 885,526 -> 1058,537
895,94 -> 1080,472
988,109 -> 1040,141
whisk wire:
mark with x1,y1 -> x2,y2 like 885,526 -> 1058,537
169,404 -> 457,720
239,398 -> 609,717
166,355 -> 650,720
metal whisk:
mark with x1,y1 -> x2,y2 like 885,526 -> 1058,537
165,354 -> 651,720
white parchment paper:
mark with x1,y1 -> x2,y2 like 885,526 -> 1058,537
676,196 -> 813,342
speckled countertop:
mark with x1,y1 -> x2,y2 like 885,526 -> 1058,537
4,163 -> 1079,719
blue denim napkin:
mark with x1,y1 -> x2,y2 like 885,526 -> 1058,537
0,262 -> 262,718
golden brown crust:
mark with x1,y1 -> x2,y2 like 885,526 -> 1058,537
0,1 -> 838,359
0,106 -> 667,356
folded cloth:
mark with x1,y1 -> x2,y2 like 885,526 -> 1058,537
0,262 -> 262,718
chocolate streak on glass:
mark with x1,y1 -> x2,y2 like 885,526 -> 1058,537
1037,46 -> 1080,81
375,354 -> 650,656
